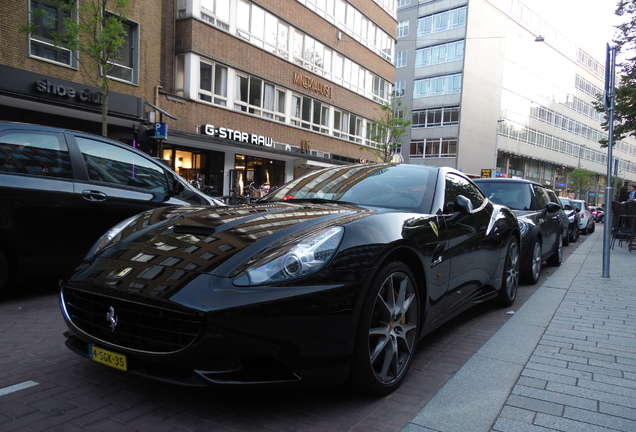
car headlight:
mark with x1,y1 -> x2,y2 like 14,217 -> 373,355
233,226 -> 344,286
85,213 -> 144,258
517,216 -> 530,237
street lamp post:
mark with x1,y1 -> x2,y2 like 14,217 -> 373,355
602,44 -> 617,278
493,119 -> 505,178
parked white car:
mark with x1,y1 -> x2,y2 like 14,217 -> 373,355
571,199 -> 595,234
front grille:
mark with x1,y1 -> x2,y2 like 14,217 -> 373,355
62,287 -> 202,353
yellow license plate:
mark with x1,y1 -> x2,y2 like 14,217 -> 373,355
89,345 -> 127,371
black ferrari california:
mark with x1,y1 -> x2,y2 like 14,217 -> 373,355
60,163 -> 520,395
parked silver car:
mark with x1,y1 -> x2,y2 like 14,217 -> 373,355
571,199 -> 595,234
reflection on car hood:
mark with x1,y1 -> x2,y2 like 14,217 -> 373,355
70,202 -> 379,291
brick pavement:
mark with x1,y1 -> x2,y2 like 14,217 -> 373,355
404,226 -> 636,432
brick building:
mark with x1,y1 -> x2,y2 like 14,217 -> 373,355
0,0 -> 397,196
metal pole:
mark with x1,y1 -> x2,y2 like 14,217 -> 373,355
493,119 -> 504,178
602,44 -> 616,278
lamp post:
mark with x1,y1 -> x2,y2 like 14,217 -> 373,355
493,119 -> 505,178
602,44 -> 617,278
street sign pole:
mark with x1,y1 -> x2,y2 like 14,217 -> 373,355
602,44 -> 616,278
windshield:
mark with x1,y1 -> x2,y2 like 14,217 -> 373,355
476,182 -> 532,210
262,164 -> 437,211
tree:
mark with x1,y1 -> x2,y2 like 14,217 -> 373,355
569,168 -> 596,200
594,0 -> 636,145
367,95 -> 412,162
24,0 -> 131,137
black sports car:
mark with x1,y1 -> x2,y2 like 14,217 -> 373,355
60,163 -> 520,395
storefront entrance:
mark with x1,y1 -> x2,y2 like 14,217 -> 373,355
230,154 -> 285,197
162,146 -> 225,195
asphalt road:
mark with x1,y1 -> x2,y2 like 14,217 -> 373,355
0,234 -> 587,432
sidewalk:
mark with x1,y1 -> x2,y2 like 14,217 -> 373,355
402,227 -> 636,432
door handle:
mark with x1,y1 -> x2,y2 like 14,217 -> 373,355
81,190 -> 108,202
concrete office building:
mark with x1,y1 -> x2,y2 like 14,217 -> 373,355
395,0 -> 636,203
1,0 -> 396,197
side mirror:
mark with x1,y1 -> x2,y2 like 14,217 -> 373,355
169,175 -> 185,196
543,202 -> 561,215
454,195 -> 473,214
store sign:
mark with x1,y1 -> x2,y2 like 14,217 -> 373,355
201,124 -> 273,147
293,72 -> 333,99
35,78 -> 102,105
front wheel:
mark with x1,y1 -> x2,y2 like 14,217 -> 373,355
522,239 -> 542,285
497,237 -> 520,307
349,262 -> 420,396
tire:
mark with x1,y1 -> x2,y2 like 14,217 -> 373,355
546,234 -> 563,267
581,223 -> 588,235
569,224 -> 579,243
497,237 -> 520,307
349,261 -> 420,395
589,222 -> 595,233
522,239 -> 542,285
563,228 -> 570,246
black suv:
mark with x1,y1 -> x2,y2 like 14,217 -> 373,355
0,122 -> 218,294
474,178 -> 564,284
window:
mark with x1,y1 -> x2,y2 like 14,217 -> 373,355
397,0 -> 411,7
199,61 -> 228,106
201,0 -> 230,30
413,74 -> 462,98
395,51 -> 407,68
444,174 -> 485,213
394,81 -> 406,97
292,95 -> 329,133
235,73 -> 284,121
107,18 -> 139,84
28,0 -> 75,66
0,131 -> 72,178
76,138 -> 169,192
415,42 -> 466,66
397,20 -> 409,38
334,109 -> 362,143
417,7 -> 466,36
410,138 -> 457,158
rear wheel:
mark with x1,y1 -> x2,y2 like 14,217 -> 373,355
522,239 -> 542,285
497,237 -> 520,307
569,224 -> 579,243
589,222 -> 595,233
349,261 -> 420,396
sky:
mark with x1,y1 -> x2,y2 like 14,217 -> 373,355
532,0 -> 623,58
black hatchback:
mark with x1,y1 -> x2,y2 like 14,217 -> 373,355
474,178 -> 564,284
0,122 -> 218,294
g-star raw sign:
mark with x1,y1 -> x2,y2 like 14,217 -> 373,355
202,124 -> 273,147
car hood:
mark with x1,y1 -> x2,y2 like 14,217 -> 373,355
74,203 -> 383,277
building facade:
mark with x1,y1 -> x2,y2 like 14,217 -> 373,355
1,0 -> 397,197
395,0 -> 636,204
